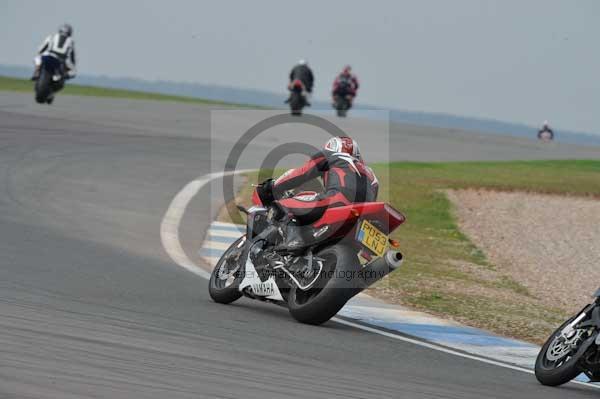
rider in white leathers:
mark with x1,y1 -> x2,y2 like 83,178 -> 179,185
32,24 -> 77,81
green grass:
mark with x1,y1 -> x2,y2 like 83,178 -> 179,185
225,160 -> 600,342
0,75 -> 256,107
376,160 -> 600,269
369,160 -> 600,342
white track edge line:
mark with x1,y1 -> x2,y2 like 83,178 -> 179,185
160,169 -> 253,280
332,317 -> 599,390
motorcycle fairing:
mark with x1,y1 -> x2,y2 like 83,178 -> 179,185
239,256 -> 284,301
41,55 -> 64,80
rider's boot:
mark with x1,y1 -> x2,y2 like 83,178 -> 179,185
274,224 -> 306,254
263,251 -> 284,269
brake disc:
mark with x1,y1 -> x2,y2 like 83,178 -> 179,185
546,330 -> 585,362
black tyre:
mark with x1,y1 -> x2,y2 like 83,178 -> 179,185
35,70 -> 51,104
287,244 -> 360,325
336,108 -> 347,117
535,316 -> 590,386
333,96 -> 349,117
290,92 -> 304,116
208,237 -> 245,304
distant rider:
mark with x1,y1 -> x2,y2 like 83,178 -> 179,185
537,120 -> 554,140
287,59 -> 314,105
32,24 -> 77,82
332,65 -> 359,108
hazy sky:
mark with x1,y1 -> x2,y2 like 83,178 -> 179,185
2,0 -> 599,133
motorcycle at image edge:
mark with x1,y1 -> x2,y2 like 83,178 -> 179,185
208,183 -> 405,325
35,55 -> 68,105
287,79 -> 308,116
535,288 -> 600,386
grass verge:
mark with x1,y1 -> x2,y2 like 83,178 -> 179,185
0,75 -> 256,107
221,160 -> 600,343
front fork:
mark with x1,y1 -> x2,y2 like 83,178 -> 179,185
562,307 -> 592,338
562,299 -> 600,341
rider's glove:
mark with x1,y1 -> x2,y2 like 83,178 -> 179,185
256,178 -> 276,205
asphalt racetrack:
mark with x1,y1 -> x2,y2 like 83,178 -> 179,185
1,92 -> 599,398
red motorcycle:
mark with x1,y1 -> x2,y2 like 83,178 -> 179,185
286,79 -> 308,116
209,182 -> 405,325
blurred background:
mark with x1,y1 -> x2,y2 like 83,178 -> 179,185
1,0 -> 599,137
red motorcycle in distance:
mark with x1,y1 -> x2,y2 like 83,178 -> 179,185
286,79 -> 309,116
332,80 -> 355,117
209,182 -> 405,325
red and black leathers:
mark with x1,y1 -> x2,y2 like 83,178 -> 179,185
272,149 -> 378,223
332,73 -> 359,97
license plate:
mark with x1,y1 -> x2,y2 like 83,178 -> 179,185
356,220 -> 388,257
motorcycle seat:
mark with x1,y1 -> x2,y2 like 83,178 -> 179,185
276,192 -> 349,225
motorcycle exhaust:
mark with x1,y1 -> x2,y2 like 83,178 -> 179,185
358,250 -> 403,289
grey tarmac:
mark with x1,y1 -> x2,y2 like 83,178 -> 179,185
0,92 -> 598,398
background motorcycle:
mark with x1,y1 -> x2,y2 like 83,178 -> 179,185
35,55 -> 66,104
332,82 -> 354,117
333,94 -> 352,117
209,183 -> 405,325
535,288 -> 600,386
538,130 -> 554,142
332,79 -> 355,118
287,79 -> 308,116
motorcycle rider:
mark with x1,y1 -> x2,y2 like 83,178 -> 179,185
32,24 -> 77,83
537,120 -> 554,140
332,65 -> 359,108
258,136 -> 378,253
287,59 -> 314,106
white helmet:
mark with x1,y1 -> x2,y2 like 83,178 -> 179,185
543,120 -> 549,127
59,23 -> 73,37
324,136 -> 361,159
298,59 -> 307,66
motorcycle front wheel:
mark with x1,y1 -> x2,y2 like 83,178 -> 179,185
287,244 -> 360,325
208,236 -> 245,304
535,315 -> 594,386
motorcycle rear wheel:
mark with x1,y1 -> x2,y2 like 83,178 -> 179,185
336,108 -> 347,117
287,244 -> 360,325
289,92 -> 304,116
35,70 -> 52,104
